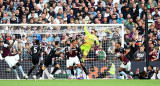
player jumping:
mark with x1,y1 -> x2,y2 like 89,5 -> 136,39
80,26 -> 99,78
1,38 -> 28,79
67,39 -> 82,79
27,40 -> 43,79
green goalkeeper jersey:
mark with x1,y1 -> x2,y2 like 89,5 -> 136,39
83,26 -> 99,46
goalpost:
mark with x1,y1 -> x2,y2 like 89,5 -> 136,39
0,24 -> 124,79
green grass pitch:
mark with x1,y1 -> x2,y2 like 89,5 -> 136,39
0,79 -> 159,86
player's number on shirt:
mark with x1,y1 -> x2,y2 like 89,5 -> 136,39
34,47 -> 37,53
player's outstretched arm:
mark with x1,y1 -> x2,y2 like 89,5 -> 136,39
84,26 -> 90,35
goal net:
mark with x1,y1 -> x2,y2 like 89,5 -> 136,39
0,24 -> 124,79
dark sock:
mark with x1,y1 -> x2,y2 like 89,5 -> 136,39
36,69 -> 43,76
82,66 -> 88,75
28,67 -> 35,76
51,67 -> 59,75
40,71 -> 43,77
71,68 -> 74,76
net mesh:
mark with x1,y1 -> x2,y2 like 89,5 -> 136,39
0,24 -> 123,79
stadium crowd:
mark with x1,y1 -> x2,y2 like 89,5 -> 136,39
0,0 -> 160,62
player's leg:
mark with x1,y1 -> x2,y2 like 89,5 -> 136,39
81,45 -> 90,61
81,63 -> 88,76
51,61 -> 59,75
28,59 -> 38,76
126,61 -> 133,79
76,64 -> 82,79
34,60 -> 48,79
33,66 -> 46,79
4,56 -> 20,79
74,56 -> 83,79
16,62 -> 28,79
71,68 -> 74,76
78,56 -> 88,76
119,63 -> 128,79
12,66 -> 19,79
67,57 -> 74,79
28,66 -> 36,76
67,66 -> 73,79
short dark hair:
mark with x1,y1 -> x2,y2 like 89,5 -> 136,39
92,29 -> 96,32
65,40 -> 70,44
117,42 -> 121,46
55,41 -> 59,45
71,39 -> 76,43
149,65 -> 153,69
35,40 -> 40,45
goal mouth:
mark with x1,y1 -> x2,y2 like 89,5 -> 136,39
0,24 -> 124,79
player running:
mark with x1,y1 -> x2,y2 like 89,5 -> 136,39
27,40 -> 43,78
1,38 -> 28,79
33,41 -> 61,79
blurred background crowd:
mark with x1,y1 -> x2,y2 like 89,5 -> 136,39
0,0 -> 160,62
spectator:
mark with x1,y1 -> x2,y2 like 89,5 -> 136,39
46,34 -> 53,43
96,2 -> 106,13
104,7 -> 110,18
155,17 -> 160,29
54,8 -> 64,18
149,47 -> 159,61
54,2 -> 63,14
96,45 -> 106,60
131,3 -> 139,22
117,13 -> 124,24
67,9 -> 75,23
125,17 -> 136,32
125,47 -> 134,61
133,46 -> 146,61
89,7 -> 97,18
122,6 -> 132,19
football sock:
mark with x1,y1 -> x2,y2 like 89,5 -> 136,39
82,66 -> 88,75
67,70 -> 72,78
51,67 -> 59,75
71,68 -> 74,76
18,66 -> 24,75
120,71 -> 127,78
76,68 -> 81,78
28,67 -> 35,76
13,69 -> 18,77
36,69 -> 43,76
39,71 -> 43,77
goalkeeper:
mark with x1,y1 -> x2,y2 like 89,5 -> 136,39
81,26 -> 99,61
